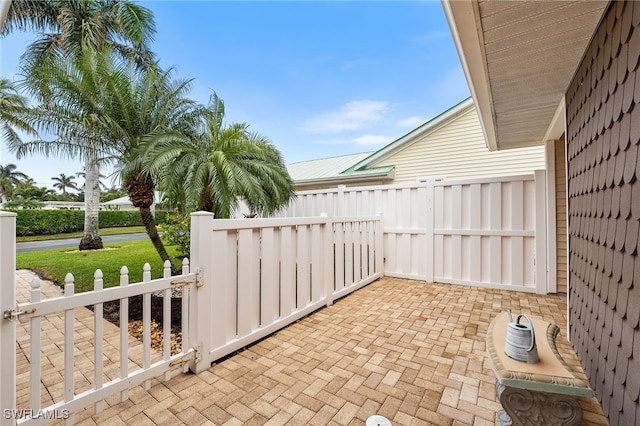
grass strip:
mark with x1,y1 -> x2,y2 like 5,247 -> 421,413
17,239 -> 182,293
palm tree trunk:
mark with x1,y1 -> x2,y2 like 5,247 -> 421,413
138,205 -> 172,264
79,153 -> 103,250
125,171 -> 176,272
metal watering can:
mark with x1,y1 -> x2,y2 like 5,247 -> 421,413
504,310 -> 539,363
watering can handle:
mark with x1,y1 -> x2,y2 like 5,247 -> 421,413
516,314 -> 536,351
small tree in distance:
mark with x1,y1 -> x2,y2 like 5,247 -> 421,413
51,173 -> 78,195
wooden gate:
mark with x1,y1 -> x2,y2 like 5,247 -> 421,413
0,210 -> 197,425
431,172 -> 546,293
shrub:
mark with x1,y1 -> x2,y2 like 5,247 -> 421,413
161,213 -> 190,257
3,209 -> 168,236
98,211 -> 144,228
154,211 -> 168,224
7,209 -> 84,235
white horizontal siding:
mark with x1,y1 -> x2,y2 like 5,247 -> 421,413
375,108 -> 545,181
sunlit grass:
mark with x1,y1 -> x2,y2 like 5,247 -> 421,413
16,226 -> 147,242
17,239 -> 182,293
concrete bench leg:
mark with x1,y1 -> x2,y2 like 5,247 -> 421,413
495,381 -> 583,426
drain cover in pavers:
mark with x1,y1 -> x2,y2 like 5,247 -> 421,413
366,415 -> 391,426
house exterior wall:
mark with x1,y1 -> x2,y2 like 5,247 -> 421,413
373,107 -> 545,182
566,2 -> 640,424
555,139 -> 568,294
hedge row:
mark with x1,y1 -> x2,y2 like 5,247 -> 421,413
3,209 -> 168,236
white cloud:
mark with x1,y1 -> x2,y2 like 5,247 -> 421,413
303,100 -> 390,134
351,134 -> 390,146
311,134 -> 390,147
397,116 -> 424,128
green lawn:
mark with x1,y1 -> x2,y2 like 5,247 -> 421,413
16,226 -> 147,242
17,239 -> 183,293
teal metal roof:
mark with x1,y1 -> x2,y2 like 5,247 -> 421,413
287,152 -> 374,181
287,98 -> 474,185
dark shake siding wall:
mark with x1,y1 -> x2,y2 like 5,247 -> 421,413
566,2 -> 640,425
556,138 -> 568,294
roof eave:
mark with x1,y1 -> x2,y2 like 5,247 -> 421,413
441,0 -> 608,151
294,169 -> 395,188
0,1 -> 11,32
442,0 -> 499,151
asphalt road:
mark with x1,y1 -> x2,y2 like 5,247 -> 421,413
16,233 -> 148,253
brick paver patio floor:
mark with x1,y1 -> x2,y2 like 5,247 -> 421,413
15,271 -> 609,425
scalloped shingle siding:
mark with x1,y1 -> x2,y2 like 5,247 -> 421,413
566,2 -> 640,425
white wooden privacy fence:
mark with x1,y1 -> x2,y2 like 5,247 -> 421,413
0,211 -> 383,423
188,212 -> 383,373
277,171 -> 548,294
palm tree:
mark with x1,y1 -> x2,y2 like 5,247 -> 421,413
13,49 -> 124,249
0,163 -> 30,202
146,93 -> 295,218
3,198 -> 43,209
0,163 -> 29,185
100,186 -> 126,202
3,0 -> 155,70
14,48 -> 114,248
75,170 -> 108,191
51,173 -> 78,195
0,178 -> 14,202
13,179 -> 55,200
104,61 -> 198,265
3,177 -> 53,208
4,0 -> 156,250
15,50 -> 198,264
0,77 -> 37,146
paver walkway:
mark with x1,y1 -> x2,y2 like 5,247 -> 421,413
15,271 -> 609,425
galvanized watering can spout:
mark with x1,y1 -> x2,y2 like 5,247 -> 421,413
504,310 -> 539,363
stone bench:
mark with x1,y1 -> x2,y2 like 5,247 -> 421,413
486,312 -> 594,426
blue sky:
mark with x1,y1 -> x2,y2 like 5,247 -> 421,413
0,1 -> 469,190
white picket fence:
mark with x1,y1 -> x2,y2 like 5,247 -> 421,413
277,171 -> 548,293
3,253 -> 196,425
0,211 -> 383,423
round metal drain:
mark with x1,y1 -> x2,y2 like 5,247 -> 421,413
366,415 -> 392,426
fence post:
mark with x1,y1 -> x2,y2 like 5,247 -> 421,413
376,213 -> 384,277
337,185 -> 346,216
424,180 -> 435,282
534,169 -> 548,294
321,213 -> 334,306
189,211 -> 215,373
0,212 -> 16,426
